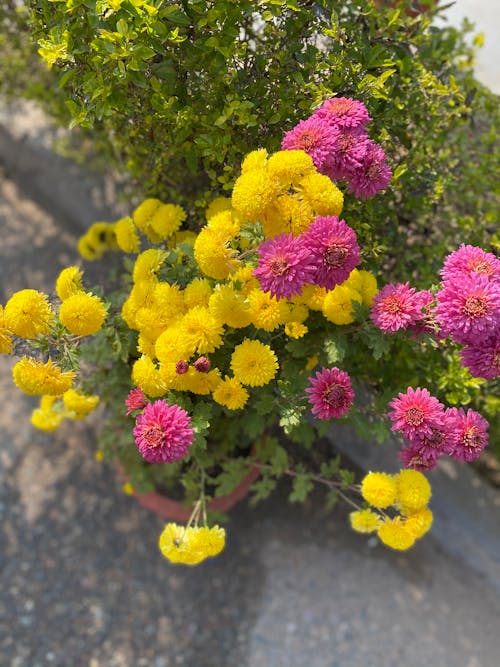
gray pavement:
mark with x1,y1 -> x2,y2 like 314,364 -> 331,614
1,81 -> 500,667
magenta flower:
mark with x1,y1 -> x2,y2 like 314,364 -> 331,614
435,273 -> 500,345
306,367 -> 355,420
314,97 -> 371,129
446,407 -> 489,463
125,387 -> 148,416
398,443 -> 440,472
388,387 -> 445,442
371,282 -> 429,334
253,233 -> 316,300
194,357 -> 211,373
281,115 -> 340,172
347,141 -> 392,200
133,400 -> 194,464
302,216 -> 360,290
322,128 -> 370,182
459,332 -> 500,380
175,360 -> 189,375
441,244 -> 500,283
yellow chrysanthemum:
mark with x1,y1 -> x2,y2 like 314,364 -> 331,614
188,525 -> 226,558
229,265 -> 260,295
247,289 -> 289,332
285,303 -> 309,324
132,249 -> 167,283
0,305 -> 14,354
206,196 -> 233,220
78,233 -> 105,261
231,339 -> 278,387
31,407 -> 64,432
59,292 -> 107,336
114,216 -> 141,253
13,357 -> 75,396
401,507 -> 433,539
155,326 -> 196,364
87,222 -> 118,251
132,198 -> 163,242
150,203 -> 186,240
194,226 -> 240,280
131,355 -> 167,398
266,150 -> 315,187
183,278 -> 212,310
322,284 -> 362,325
299,172 -> 344,217
4,289 -> 54,339
158,523 -> 226,565
240,148 -> 268,174
170,229 -> 197,249
207,209 -> 240,238
152,282 -> 185,321
377,517 -> 416,551
121,281 -> 157,330
62,389 -> 100,419
208,284 -> 252,328
179,307 -> 224,355
284,322 -> 308,339
180,367 -> 221,395
231,167 -> 280,222
262,193 -> 314,238
55,266 -> 84,301
349,508 -> 382,534
137,331 -> 159,358
395,470 -> 432,512
294,284 -> 327,311
360,471 -> 397,509
345,269 -> 378,307
212,376 -> 249,410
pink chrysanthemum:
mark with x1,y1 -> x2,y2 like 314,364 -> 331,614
398,443 -> 440,472
281,116 -> 340,172
459,331 -> 500,380
133,400 -> 194,463
435,273 -> 500,345
194,357 -> 211,373
305,366 -> 355,420
125,387 -> 148,416
302,216 -> 360,290
446,407 -> 489,463
388,387 -> 445,442
347,141 -> 392,200
176,360 -> 189,375
371,282 -> 429,334
253,233 -> 317,300
441,244 -> 500,283
408,290 -> 436,336
314,97 -> 372,129
322,128 -> 370,182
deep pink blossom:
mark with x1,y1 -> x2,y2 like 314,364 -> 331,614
371,282 -> 428,334
459,332 -> 500,380
441,244 -> 500,283
398,443 -> 440,472
194,357 -> 211,373
435,273 -> 500,345
281,115 -> 340,172
306,367 -> 355,420
314,97 -> 372,129
388,387 -> 445,442
125,387 -> 148,416
347,141 -> 392,200
446,407 -> 489,463
302,216 -> 360,290
175,360 -> 189,375
253,233 -> 316,300
133,400 -> 194,464
322,128 -> 370,182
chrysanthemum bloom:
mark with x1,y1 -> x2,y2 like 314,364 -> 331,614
132,198 -> 163,242
175,360 -> 189,375
55,266 -> 84,301
281,115 -> 340,172
183,278 -> 212,310
231,167 -> 280,221
305,366 -> 354,420
371,282 -> 427,334
179,367 -> 221,395
131,356 -> 168,398
59,292 -> 107,336
194,357 -> 211,373
388,387 -> 445,442
322,128 -> 370,182
440,244 -> 500,283
240,148 -> 268,173
125,387 -> 148,415
377,518 -> 415,551
179,306 -> 224,355
231,339 -> 279,387
114,216 -> 141,253
253,233 -> 316,300
133,400 -> 194,464
193,227 -> 240,280
314,97 -> 372,129
322,284 -> 362,325
63,389 -> 99,419
395,469 -> 431,512
132,248 -> 167,283
435,273 -> 500,345
247,288 -> 289,332
446,407 -> 489,463
31,399 -> 64,432
212,376 -> 249,410
284,321 -> 308,339
4,289 -> 54,339
205,196 -> 232,220
0,305 -> 13,354
298,172 -> 344,217
360,471 -> 397,508
261,192 -> 314,238
150,203 -> 186,240
13,356 -> 75,396
459,331 -> 500,380
158,524 -> 203,565
208,284 -> 252,329
349,508 -> 382,534
266,150 -> 315,186
348,142 -> 392,200
302,216 -> 361,290
398,443 -> 440,472
188,525 -> 226,558
87,221 -> 118,251
207,209 -> 240,238
401,507 -> 433,540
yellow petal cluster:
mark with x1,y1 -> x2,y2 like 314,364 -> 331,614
59,292 -> 107,336
231,339 -> 278,387
0,305 -> 14,354
4,289 -> 54,339
158,523 -> 226,565
13,357 -> 75,396
55,267 -> 84,301
212,376 -> 249,410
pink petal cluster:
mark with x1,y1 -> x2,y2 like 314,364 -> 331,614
459,332 -> 500,380
253,233 -> 317,300
445,407 -> 489,463
441,244 -> 500,283
125,387 -> 148,416
133,400 -> 194,464
315,97 -> 372,129
370,283 -> 433,334
347,141 -> 393,201
306,366 -> 355,420
281,116 -> 340,173
388,387 -> 445,442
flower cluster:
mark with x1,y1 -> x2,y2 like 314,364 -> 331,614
158,523 -> 226,565
350,469 -> 433,551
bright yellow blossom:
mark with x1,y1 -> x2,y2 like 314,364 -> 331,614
240,148 -> 268,173
13,357 -> 75,396
205,196 -> 233,220
231,339 -> 278,387
378,517 -> 416,551
4,289 -> 54,339
395,469 -> 432,512
322,284 -> 362,325
131,355 -> 167,398
59,292 -> 106,336
212,376 -> 249,410
63,389 -> 100,419
55,266 -> 84,301
114,216 -> 141,253
194,226 -> 240,280
247,289 -> 289,332
360,471 -> 397,509
349,509 -> 382,534
132,248 -> 167,283
183,278 -> 212,310
401,507 -> 433,539
0,305 -> 13,354
179,307 -> 224,355
299,172 -> 344,217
